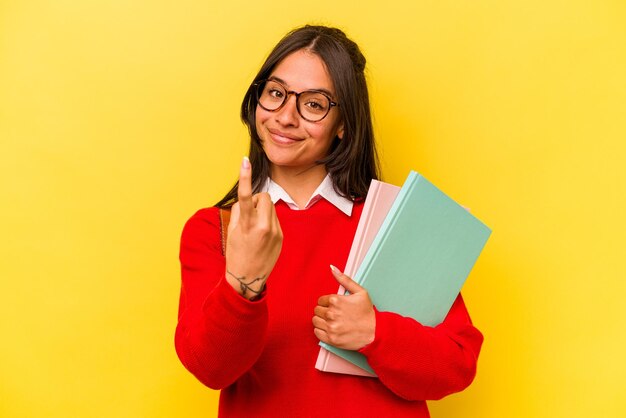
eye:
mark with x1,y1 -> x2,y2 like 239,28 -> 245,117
268,87 -> 284,98
303,96 -> 328,112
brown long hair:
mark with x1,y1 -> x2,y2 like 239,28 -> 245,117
215,25 -> 380,208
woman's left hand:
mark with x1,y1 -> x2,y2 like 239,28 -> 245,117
313,265 -> 376,350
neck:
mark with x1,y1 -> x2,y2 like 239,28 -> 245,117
269,164 -> 327,209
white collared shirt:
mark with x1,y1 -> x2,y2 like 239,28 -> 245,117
260,174 -> 353,216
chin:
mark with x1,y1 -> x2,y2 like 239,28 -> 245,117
263,150 -> 301,168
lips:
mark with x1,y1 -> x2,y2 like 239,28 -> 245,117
267,128 -> 304,145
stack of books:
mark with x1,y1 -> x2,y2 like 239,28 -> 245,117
315,171 -> 492,377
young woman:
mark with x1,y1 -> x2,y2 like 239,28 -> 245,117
175,25 -> 483,417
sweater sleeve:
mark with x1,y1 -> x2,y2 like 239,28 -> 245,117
174,208 -> 269,389
359,294 -> 483,401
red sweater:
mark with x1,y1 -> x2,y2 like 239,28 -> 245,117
175,199 -> 483,417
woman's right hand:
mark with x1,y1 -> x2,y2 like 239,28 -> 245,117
225,157 -> 283,300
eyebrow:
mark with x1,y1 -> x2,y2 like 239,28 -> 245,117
268,76 -> 335,98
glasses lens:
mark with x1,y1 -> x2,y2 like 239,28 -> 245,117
258,80 -> 286,111
297,92 -> 330,122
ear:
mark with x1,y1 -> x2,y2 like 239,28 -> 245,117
336,123 -> 344,140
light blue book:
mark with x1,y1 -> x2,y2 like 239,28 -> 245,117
319,171 -> 492,375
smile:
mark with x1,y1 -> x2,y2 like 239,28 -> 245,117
268,128 -> 304,145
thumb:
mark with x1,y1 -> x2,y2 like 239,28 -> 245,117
330,265 -> 363,294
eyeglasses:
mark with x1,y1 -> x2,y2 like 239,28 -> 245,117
255,79 -> 339,122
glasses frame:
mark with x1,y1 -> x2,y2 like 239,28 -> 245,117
254,79 -> 339,122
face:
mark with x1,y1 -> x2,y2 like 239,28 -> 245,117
255,49 -> 344,177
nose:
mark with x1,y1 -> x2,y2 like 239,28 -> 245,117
274,93 -> 299,127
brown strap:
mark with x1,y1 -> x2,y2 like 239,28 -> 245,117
219,208 -> 231,256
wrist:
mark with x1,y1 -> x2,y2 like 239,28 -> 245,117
225,268 -> 268,301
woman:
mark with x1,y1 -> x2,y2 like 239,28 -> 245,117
175,25 -> 483,417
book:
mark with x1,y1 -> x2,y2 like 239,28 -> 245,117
315,180 -> 401,377
319,171 -> 492,375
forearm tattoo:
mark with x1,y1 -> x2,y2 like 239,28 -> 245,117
226,269 -> 267,298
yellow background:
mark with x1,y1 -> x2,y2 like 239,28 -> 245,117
2,1 -> 625,417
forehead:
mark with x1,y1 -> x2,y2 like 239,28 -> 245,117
269,49 -> 335,93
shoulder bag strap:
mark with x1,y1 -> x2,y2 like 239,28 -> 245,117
219,208 -> 231,257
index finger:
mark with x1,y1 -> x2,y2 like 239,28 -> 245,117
317,295 -> 331,307
237,156 -> 254,218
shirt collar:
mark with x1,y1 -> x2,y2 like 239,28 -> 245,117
260,174 -> 353,216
